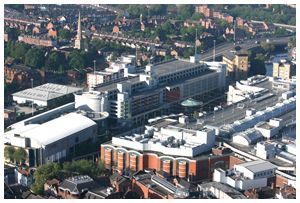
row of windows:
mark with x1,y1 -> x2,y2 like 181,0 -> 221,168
254,170 -> 273,178
158,67 -> 207,84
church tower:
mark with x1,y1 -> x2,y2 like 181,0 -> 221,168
74,11 -> 83,50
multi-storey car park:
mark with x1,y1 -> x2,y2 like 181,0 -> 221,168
80,57 -> 227,127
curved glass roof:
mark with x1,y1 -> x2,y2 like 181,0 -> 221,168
181,98 -> 203,107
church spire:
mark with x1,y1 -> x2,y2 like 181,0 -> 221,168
77,11 -> 81,40
74,11 -> 83,50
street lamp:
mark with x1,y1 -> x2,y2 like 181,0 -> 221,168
31,78 -> 34,116
213,40 -> 216,62
93,60 -> 96,75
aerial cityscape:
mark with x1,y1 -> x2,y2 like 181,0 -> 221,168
3,4 -> 296,199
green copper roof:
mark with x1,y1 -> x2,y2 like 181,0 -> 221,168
181,98 -> 202,107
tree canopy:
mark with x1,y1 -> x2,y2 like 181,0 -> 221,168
25,48 -> 46,69
31,159 -> 107,195
45,51 -> 67,72
58,28 -> 73,41
4,146 -> 27,164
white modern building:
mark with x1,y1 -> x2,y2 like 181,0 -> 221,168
4,112 -> 98,166
256,141 -> 276,159
221,95 -> 296,137
255,118 -> 282,139
110,116 -> 215,158
227,75 -> 268,104
87,55 -> 137,88
12,83 -> 83,107
74,91 -> 109,112
213,160 -> 277,191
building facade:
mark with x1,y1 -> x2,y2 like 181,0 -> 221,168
91,59 -> 226,125
223,52 -> 249,81
213,160 -> 277,191
100,117 -> 243,182
273,61 -> 296,80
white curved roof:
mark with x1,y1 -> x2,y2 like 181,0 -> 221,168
21,113 -> 96,146
233,129 -> 263,145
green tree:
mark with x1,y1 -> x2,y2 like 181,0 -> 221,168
13,148 -> 27,164
161,21 -> 174,35
191,12 -> 205,21
5,27 -> 20,41
11,42 -> 30,62
97,160 -> 106,174
177,5 -> 194,20
31,162 -> 63,195
148,5 -> 167,16
63,160 -> 103,178
274,27 -> 288,37
45,51 -> 67,72
249,53 -> 266,76
68,50 -> 85,70
183,48 -> 194,58
58,28 -> 72,41
4,146 -> 15,163
127,5 -> 148,18
261,42 -> 275,54
25,48 -> 45,69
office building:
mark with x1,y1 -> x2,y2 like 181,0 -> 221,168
87,55 -> 137,88
223,52 -> 249,81
273,60 -> 296,80
213,160 -> 277,191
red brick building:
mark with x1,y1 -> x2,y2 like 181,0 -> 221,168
236,17 -> 245,27
112,26 -> 120,33
48,28 -> 57,38
4,64 -> 44,87
195,5 -> 213,18
46,22 -> 54,30
18,35 -> 57,47
100,143 -> 244,183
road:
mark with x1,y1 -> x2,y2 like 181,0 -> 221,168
200,36 -> 293,61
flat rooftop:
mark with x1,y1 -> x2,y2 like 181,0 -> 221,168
199,182 -> 246,199
152,59 -> 204,76
12,83 -> 82,102
93,76 -> 141,93
256,122 -> 275,130
237,160 -> 277,173
14,112 -> 96,146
